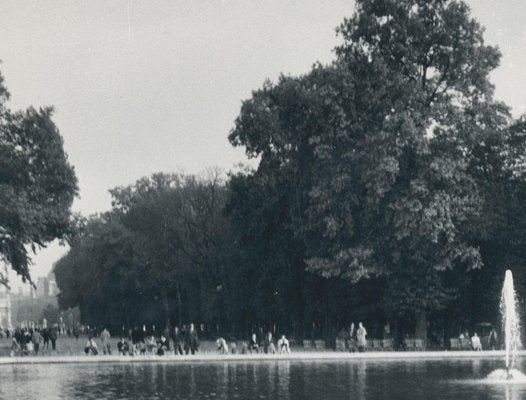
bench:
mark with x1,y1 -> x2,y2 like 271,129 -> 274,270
372,339 -> 383,351
404,338 -> 415,351
382,338 -> 394,351
449,338 -> 460,350
335,339 -> 346,351
460,338 -> 471,350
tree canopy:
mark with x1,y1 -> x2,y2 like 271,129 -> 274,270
228,0 -> 518,338
0,70 -> 78,285
54,0 -> 526,343
55,171 -> 232,332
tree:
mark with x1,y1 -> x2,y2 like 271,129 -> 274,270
225,167 -> 313,337
109,170 -> 231,328
55,171 -> 233,332
0,70 -> 78,285
462,116 -> 526,328
229,0 -> 510,340
54,217 -> 139,330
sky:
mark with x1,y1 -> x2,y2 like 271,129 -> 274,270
0,0 -> 525,287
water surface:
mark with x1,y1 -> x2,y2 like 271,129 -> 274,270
0,358 -> 525,399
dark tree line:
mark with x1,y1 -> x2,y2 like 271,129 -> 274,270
54,0 -> 526,344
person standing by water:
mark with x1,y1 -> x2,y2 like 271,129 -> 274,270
73,325 -> 80,341
10,336 -> 18,357
173,326 -> 184,355
32,329 -> 42,355
248,333 -> 259,353
101,328 -> 111,355
186,323 -> 199,354
264,332 -> 276,354
50,324 -> 59,351
471,332 -> 482,351
347,322 -> 356,352
357,322 -> 367,352
488,327 -> 498,350
42,327 -> 50,351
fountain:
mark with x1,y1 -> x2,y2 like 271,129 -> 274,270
486,269 -> 525,382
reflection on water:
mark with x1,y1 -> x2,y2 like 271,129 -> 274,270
505,386 -> 516,400
2,358 -> 526,399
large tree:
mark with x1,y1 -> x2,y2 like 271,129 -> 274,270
54,217 -> 138,329
55,171 -> 232,332
0,70 -> 78,285
229,0 -> 510,340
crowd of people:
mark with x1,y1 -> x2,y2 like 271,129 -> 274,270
222,332 -> 291,354
2,319 -> 503,357
334,322 -> 369,352
455,328 -> 499,351
93,324 -> 292,357
3,320 -> 296,358
111,323 -> 201,356
6,324 -> 61,356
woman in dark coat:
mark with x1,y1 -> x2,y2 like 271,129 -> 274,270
186,323 -> 199,354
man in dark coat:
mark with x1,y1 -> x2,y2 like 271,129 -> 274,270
186,323 -> 199,355
173,326 -> 184,355
50,324 -> 59,351
42,327 -> 50,350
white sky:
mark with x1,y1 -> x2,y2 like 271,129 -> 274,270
0,0 -> 525,288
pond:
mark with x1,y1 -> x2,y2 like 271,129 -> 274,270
0,358 -> 524,400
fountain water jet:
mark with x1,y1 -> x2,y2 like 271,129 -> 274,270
502,270 -> 521,372
486,269 -> 524,382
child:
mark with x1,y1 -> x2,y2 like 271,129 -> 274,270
84,337 -> 98,355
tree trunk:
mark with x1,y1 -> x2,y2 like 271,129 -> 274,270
296,266 -> 304,340
161,287 -> 171,330
175,283 -> 183,325
415,310 -> 427,345
392,318 -> 400,349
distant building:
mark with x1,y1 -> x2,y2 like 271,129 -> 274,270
0,285 -> 12,330
11,272 -> 58,327
36,276 -> 57,298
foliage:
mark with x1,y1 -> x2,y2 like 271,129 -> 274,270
228,0 -> 516,337
54,0 -> 526,341
0,70 -> 78,285
55,171 -> 232,332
